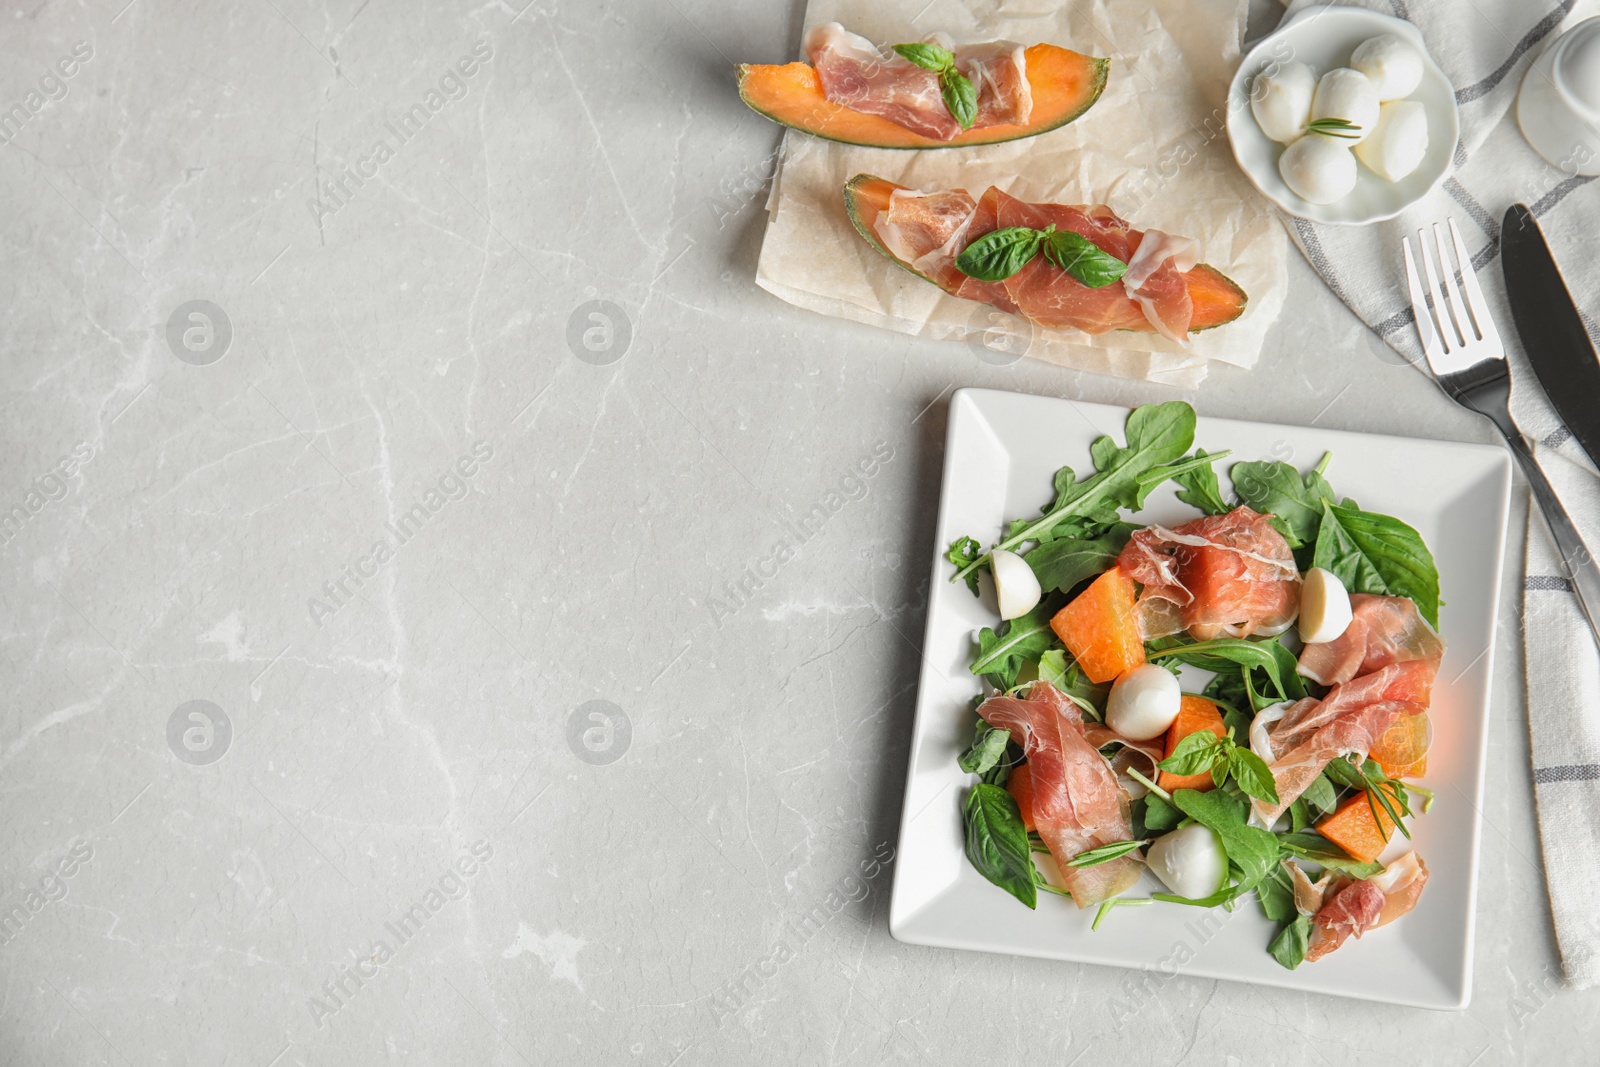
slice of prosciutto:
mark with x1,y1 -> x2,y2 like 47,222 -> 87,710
872,185 -> 1206,340
1305,852 -> 1429,961
1252,661 -> 1436,825
1115,507 -> 1301,641
1298,594 -> 1446,687
978,682 -> 1142,907
803,23 -> 1031,142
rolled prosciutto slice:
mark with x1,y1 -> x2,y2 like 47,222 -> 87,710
978,682 -> 1142,907
1305,852 -> 1429,961
1252,661 -> 1435,825
1298,594 -> 1446,687
872,185 -> 1205,339
804,23 -> 1031,142
1115,506 -> 1301,641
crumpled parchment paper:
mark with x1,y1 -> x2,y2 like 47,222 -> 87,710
754,0 -> 1288,387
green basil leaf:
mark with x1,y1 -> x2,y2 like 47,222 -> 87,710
1256,863 -> 1298,923
1229,459 -> 1336,549
1043,229 -> 1128,288
1067,839 -> 1146,868
1227,746 -> 1281,806
940,68 -> 978,130
970,602 -> 1057,688
892,42 -> 955,71
1153,885 -> 1241,908
958,721 -> 1011,776
1312,501 -> 1441,629
964,783 -> 1037,908
955,227 -> 1043,282
1268,914 -> 1313,970
1024,529 -> 1131,594
1157,731 -> 1226,776
1173,788 -> 1280,894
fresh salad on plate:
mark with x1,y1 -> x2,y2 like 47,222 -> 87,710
947,400 -> 1439,969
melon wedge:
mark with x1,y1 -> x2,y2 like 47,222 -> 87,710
842,174 -> 1248,333
738,44 -> 1109,149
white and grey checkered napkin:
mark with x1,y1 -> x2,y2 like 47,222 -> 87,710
1275,0 -> 1600,986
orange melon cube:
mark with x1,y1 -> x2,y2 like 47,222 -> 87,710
1049,567 -> 1145,684
1317,791 -> 1399,864
1158,695 -> 1227,792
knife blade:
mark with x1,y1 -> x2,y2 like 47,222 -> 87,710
1501,203 -> 1600,472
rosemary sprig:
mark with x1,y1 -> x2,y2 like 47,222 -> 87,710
1305,117 -> 1363,140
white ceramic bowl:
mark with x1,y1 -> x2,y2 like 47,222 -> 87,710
1226,4 -> 1460,225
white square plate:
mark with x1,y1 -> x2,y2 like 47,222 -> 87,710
888,389 -> 1513,1010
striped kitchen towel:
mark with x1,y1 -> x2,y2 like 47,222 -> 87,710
1273,0 -> 1600,986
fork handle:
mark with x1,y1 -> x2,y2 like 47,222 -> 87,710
1494,419 -> 1600,649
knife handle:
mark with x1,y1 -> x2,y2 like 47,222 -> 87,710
1503,427 -> 1600,651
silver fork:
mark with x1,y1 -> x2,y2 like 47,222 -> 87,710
1403,219 -> 1600,648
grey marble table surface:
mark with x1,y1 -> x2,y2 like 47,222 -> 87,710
0,0 -> 1584,1064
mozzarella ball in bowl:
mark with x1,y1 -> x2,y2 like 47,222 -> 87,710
1351,34 -> 1425,100
1311,68 -> 1381,144
1355,99 -> 1430,181
1251,61 -> 1318,144
1279,135 -> 1358,204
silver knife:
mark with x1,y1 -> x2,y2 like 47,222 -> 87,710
1501,204 -> 1600,472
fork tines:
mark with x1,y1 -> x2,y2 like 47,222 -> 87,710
1402,218 -> 1504,380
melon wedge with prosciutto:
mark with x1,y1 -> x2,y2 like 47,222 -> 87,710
738,24 -> 1109,149
843,175 -> 1248,339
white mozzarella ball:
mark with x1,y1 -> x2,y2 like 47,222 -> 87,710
1105,664 -> 1182,741
1299,567 -> 1355,644
1251,61 -> 1318,144
1351,34 -> 1425,101
1354,100 -> 1430,181
1279,136 -> 1358,204
1146,824 -> 1228,900
1312,68 -> 1381,144
990,549 -> 1042,621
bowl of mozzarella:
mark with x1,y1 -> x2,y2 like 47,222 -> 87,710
1226,5 -> 1459,225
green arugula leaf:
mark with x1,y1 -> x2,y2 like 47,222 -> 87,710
1171,448 -> 1234,516
958,721 -> 1011,776
892,41 -> 957,71
1148,638 -> 1291,703
1043,229 -> 1128,288
1067,839 -> 1146,868
1312,501 -> 1441,628
1227,746 -> 1280,807
1153,885 -> 1241,908
949,402 -> 1197,587
1173,788 -> 1281,894
945,535 -> 983,595
940,68 -> 978,129
1229,457 -> 1335,549
1024,528 -> 1131,594
955,227 -> 1043,281
963,784 -> 1038,909
1139,792 -> 1183,833
1300,772 -> 1338,817
1268,914 -> 1313,970
1036,649 -> 1071,692
970,603 -> 1056,688
1277,831 -> 1386,878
